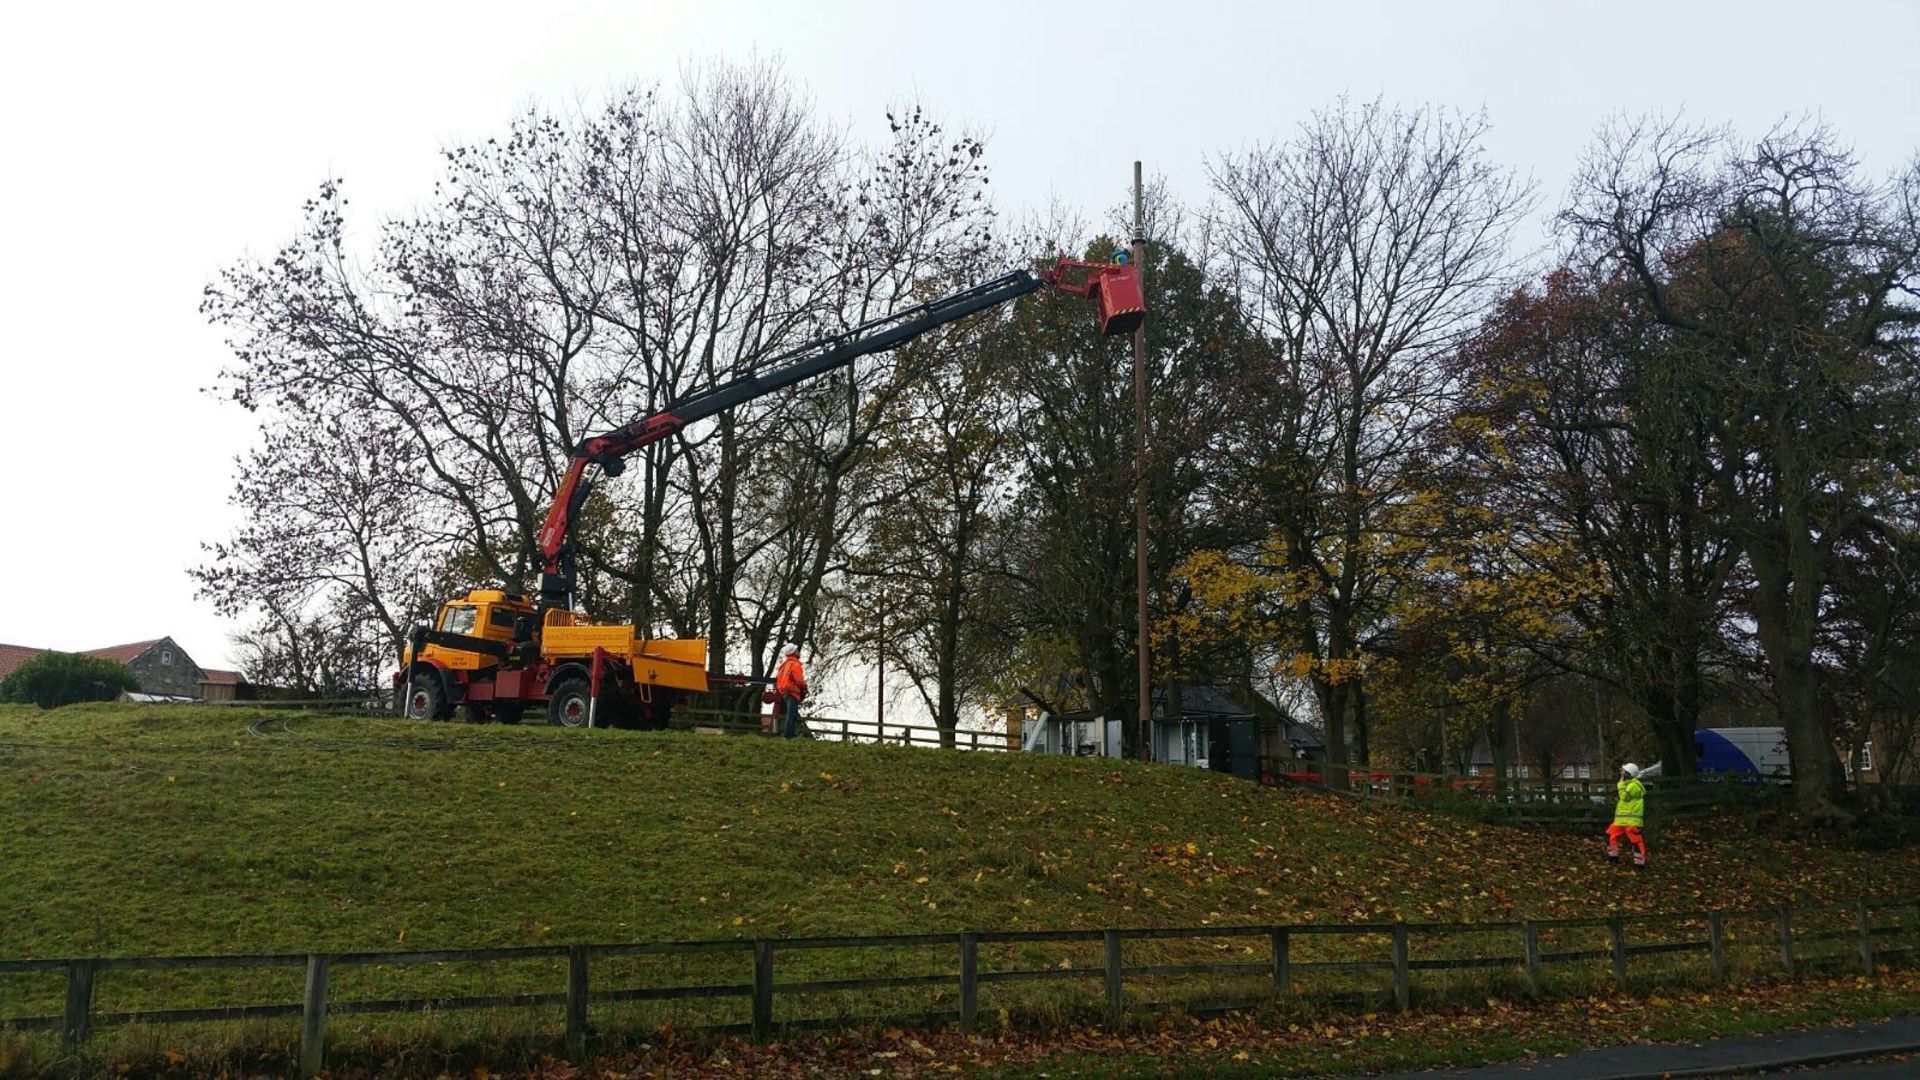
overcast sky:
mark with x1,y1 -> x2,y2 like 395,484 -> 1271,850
1,1 -> 1915,706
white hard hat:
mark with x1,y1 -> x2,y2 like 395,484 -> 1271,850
783,643 -> 799,656
1621,762 -> 1640,777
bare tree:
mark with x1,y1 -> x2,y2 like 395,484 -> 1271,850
1207,99 -> 1533,786
203,64 -> 1004,702
191,407 -> 430,686
835,306 -> 1019,745
725,100 -> 1000,684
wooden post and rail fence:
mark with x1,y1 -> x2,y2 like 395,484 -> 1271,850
5,898 -> 1913,1078
201,699 -> 1023,752
207,700 -> 1801,826
674,707 -> 1018,751
211,701 -> 1767,791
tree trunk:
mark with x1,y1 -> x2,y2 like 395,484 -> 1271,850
1638,685 -> 1696,781
935,570 -> 962,750
1351,681 -> 1370,768
1748,533 -> 1848,820
1315,678 -> 1350,791
1488,697 -> 1512,800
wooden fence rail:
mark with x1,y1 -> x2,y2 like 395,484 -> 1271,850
194,704 -> 1795,827
671,714 -> 1781,825
3,898 -> 1912,1078
674,708 -> 1014,751
1265,765 -> 1789,826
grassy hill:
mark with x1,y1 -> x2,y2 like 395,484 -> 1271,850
6,703 -> 1920,1075
3,702 -> 1913,961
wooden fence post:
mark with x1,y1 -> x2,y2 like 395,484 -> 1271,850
566,946 -> 590,1059
1778,905 -> 1796,977
752,940 -> 774,1042
1608,917 -> 1628,986
1103,930 -> 1124,1027
1855,900 -> 1876,975
1522,921 -> 1542,993
1270,927 -> 1291,995
958,933 -> 979,1031
299,954 -> 331,1080
1708,912 -> 1727,983
1391,924 -> 1410,1012
60,959 -> 95,1050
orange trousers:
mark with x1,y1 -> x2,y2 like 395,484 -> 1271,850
1606,824 -> 1647,865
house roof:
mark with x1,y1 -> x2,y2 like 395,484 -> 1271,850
0,638 -> 203,684
82,639 -> 166,664
0,643 -> 49,682
1150,683 -> 1254,719
1285,719 -> 1327,748
199,669 -> 244,685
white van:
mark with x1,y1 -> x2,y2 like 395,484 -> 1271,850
1692,727 -> 1791,778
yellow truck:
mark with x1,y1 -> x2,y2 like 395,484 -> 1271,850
397,588 -> 708,726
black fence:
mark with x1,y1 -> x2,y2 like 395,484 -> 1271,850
3,898 -> 1913,1078
1262,766 -> 1793,828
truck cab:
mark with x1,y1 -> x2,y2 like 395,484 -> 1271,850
415,589 -> 536,672
397,589 -> 538,720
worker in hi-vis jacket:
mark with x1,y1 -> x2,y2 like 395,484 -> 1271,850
1606,762 -> 1648,869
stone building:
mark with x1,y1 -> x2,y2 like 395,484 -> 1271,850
85,638 -> 207,698
0,636 -> 229,700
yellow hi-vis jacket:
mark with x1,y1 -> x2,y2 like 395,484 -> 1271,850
1613,777 -> 1646,827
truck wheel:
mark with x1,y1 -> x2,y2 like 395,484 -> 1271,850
404,671 -> 452,721
547,676 -> 592,728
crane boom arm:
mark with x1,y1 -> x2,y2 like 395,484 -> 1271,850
535,268 -> 1058,610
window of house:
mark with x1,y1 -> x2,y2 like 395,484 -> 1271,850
161,649 -> 173,666
1862,741 -> 1875,774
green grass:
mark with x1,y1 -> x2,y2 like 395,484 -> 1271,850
2,703 -> 1918,1075
5,703 -> 1915,958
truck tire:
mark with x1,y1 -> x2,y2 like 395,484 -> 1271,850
547,675 -> 592,728
404,671 -> 452,721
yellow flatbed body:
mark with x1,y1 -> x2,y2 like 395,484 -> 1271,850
540,624 -> 710,693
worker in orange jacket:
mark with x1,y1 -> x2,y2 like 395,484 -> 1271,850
774,644 -> 808,739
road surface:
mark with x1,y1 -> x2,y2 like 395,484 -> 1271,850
1360,1015 -> 1920,1079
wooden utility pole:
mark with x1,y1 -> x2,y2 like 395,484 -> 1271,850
1132,161 -> 1151,761
876,591 -> 886,738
